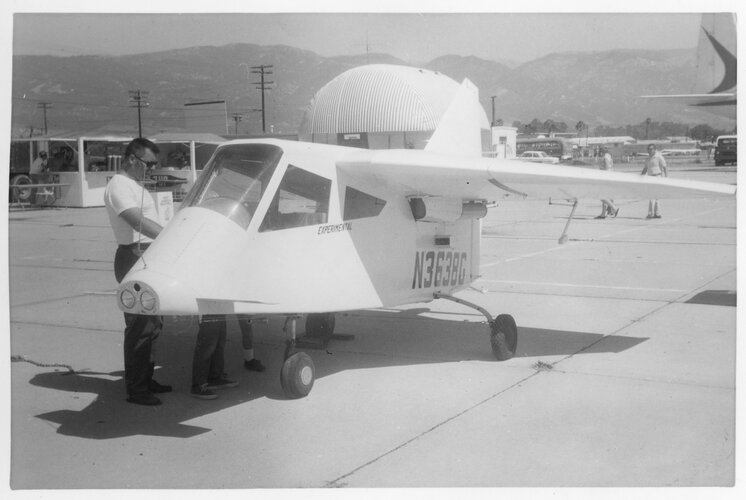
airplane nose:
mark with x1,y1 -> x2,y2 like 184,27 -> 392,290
117,269 -> 199,315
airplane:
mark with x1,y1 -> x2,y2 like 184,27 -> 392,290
639,13 -> 736,118
116,74 -> 736,399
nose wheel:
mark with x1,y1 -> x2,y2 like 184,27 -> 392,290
280,316 -> 315,398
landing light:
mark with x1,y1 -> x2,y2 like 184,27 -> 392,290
140,290 -> 157,311
120,289 -> 136,309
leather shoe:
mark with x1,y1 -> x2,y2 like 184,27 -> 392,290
244,358 -> 266,372
127,392 -> 162,406
149,380 -> 173,393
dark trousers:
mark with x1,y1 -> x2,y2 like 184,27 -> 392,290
192,314 -> 227,386
115,243 -> 162,396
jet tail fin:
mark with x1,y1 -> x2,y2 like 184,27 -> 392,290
425,78 -> 484,157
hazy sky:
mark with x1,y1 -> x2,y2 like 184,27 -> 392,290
7,1 -> 739,65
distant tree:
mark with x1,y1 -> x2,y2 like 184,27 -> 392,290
511,120 -> 523,130
543,119 -> 556,134
690,124 -> 729,141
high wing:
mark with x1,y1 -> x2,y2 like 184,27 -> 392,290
337,150 -> 736,202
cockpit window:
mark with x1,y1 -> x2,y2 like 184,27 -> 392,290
183,144 -> 282,229
343,186 -> 386,220
260,165 -> 331,232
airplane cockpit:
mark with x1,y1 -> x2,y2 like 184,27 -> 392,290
182,143 -> 331,232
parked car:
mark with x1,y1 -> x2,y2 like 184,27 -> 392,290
516,151 -> 560,164
713,135 -> 737,166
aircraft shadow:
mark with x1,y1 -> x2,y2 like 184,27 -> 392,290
29,308 -> 646,440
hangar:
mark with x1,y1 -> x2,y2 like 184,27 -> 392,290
298,64 -> 491,150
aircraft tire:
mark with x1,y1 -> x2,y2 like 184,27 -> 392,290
11,175 -> 34,203
280,352 -> 315,399
490,314 -> 517,361
305,313 -> 335,339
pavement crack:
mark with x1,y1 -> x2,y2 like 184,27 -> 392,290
324,369 -> 543,487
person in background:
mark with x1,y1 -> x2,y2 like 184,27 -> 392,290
104,138 -> 171,406
640,144 -> 668,219
30,151 -> 48,176
191,315 -> 239,400
238,316 -> 266,372
595,147 -> 619,219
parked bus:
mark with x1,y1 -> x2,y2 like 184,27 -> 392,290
516,138 -> 573,162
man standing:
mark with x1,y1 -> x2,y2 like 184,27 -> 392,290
104,138 -> 171,405
30,150 -> 48,176
640,144 -> 668,219
595,147 -> 619,219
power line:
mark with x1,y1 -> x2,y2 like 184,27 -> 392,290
250,64 -> 273,133
128,89 -> 150,138
37,101 -> 53,134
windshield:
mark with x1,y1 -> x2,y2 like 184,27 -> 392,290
183,143 -> 282,228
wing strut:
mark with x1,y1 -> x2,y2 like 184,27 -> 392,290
549,198 -> 579,244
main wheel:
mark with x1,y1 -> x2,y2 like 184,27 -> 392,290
280,352 -> 315,399
490,314 -> 518,361
305,313 -> 335,339
11,175 -> 34,203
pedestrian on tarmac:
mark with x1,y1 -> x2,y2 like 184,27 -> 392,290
595,147 -> 619,219
191,314 -> 240,399
640,144 -> 668,219
104,137 -> 171,406
238,316 -> 266,372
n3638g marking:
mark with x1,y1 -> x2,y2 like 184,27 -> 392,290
412,250 -> 467,289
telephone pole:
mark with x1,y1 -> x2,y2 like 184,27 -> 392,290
37,101 -> 52,135
250,65 -> 273,133
231,113 -> 244,135
128,89 -> 150,137
490,96 -> 496,126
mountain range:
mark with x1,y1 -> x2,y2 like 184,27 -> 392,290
10,43 -> 735,138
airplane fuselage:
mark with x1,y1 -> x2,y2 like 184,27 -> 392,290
118,139 -> 481,316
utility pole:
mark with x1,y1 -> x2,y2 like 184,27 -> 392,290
128,89 -> 150,138
250,65 -> 273,134
490,96 -> 496,126
37,101 -> 52,135
231,113 -> 243,135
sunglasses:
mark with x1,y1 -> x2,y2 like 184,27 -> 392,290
133,154 -> 159,168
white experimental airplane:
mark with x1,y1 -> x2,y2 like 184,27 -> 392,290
640,13 -> 737,118
117,75 -> 735,398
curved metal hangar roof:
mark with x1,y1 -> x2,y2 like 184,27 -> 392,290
299,64 -> 489,134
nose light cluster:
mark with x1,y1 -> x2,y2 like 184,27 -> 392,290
118,281 -> 159,314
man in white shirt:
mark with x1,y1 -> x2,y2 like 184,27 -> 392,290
30,151 -> 48,175
104,138 -> 171,405
640,144 -> 668,219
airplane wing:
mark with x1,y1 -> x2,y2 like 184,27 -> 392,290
337,150 -> 736,202
638,93 -> 736,107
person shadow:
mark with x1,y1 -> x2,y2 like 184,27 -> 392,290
28,309 -> 648,439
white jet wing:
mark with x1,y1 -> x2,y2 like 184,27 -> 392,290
338,149 -> 736,202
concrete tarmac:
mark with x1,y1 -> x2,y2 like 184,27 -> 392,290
7,164 -> 738,489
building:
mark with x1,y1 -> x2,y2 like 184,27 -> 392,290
298,64 -> 491,151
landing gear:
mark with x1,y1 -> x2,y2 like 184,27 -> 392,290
434,292 -> 518,361
281,352 -> 315,399
280,315 -> 315,398
490,314 -> 518,361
